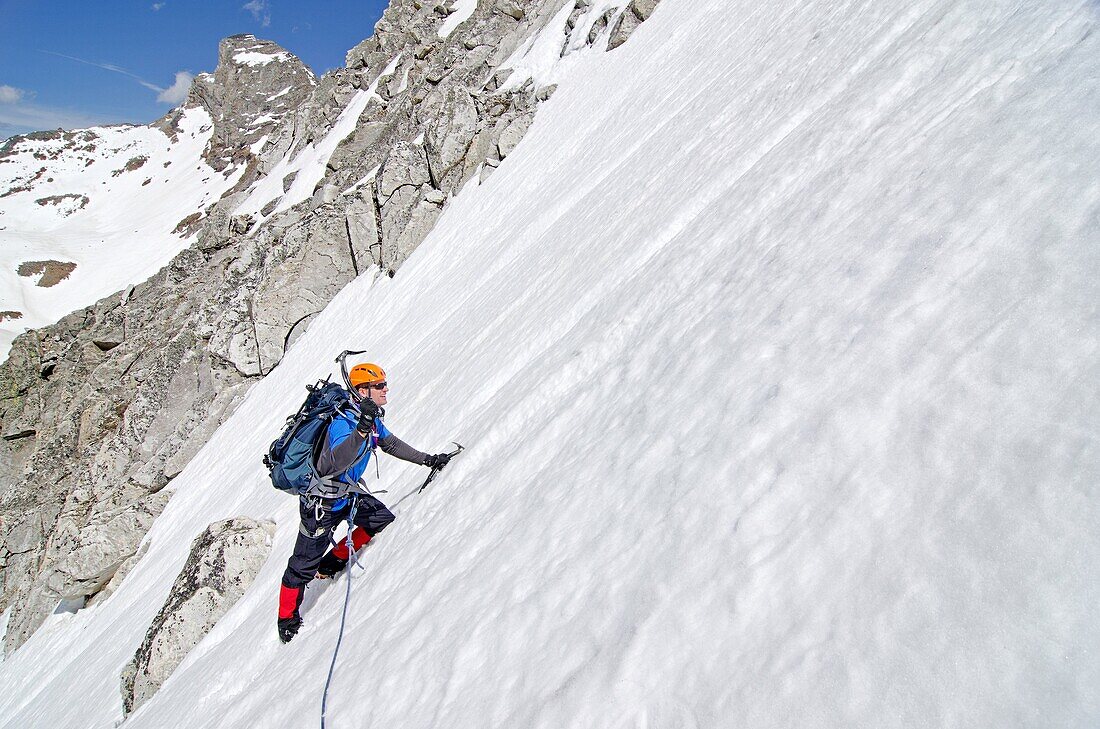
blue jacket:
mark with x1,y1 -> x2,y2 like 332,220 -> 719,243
325,412 -> 392,485
309,409 -> 429,499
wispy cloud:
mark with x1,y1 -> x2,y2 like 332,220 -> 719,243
41,50 -> 162,93
243,0 -> 272,28
40,51 -> 192,105
151,2 -> 166,10
0,85 -> 27,104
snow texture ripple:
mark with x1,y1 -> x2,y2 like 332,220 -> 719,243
0,0 -> 1097,727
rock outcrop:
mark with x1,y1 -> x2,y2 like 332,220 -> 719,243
0,268 -> 255,652
608,0 -> 662,50
0,0 -> 665,654
120,517 -> 275,715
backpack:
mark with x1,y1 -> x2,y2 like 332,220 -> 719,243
264,379 -> 356,495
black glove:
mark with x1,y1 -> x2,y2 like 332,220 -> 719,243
424,452 -> 451,469
356,400 -> 381,433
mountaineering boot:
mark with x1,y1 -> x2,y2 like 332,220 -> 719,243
316,528 -> 371,579
278,584 -> 304,643
278,615 -> 302,643
314,551 -> 347,580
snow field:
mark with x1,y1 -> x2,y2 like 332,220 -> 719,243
0,0 -> 1097,727
0,107 -> 245,358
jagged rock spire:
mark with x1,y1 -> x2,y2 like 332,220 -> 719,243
183,34 -> 317,172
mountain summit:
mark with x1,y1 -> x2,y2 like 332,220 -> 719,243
0,34 -> 314,357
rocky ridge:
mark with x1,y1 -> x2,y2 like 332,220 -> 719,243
0,35 -> 314,653
0,0 -> 662,654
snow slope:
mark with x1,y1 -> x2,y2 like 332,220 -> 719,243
1,0 -> 1098,727
0,108 -> 244,358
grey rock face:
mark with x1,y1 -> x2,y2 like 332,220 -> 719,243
251,213 -> 362,371
120,517 -> 275,715
609,0 -> 663,50
345,197 -> 382,269
379,141 -> 432,201
497,115 -> 532,159
0,261 -> 257,653
424,85 -> 480,185
47,491 -> 170,600
182,35 -> 317,172
0,0 -> 667,655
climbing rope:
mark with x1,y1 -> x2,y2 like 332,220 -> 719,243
318,444 -> 463,727
320,494 -> 359,729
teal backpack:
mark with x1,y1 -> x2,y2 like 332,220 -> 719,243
264,380 -> 355,495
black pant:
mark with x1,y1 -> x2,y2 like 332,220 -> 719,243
280,493 -> 395,590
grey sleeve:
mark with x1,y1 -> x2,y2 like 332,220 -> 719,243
378,433 -> 429,465
316,427 -> 369,477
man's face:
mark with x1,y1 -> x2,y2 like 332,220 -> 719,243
358,381 -> 388,406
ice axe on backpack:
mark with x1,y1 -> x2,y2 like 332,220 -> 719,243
335,349 -> 367,403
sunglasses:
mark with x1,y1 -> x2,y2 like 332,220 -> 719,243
365,382 -> 388,390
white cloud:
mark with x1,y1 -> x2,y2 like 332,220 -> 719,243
151,2 -> 165,10
157,71 -> 193,105
242,0 -> 272,27
0,85 -> 26,104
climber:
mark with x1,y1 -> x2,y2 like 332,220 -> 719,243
276,363 -> 452,643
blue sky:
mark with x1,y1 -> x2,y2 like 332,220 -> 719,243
0,0 -> 390,140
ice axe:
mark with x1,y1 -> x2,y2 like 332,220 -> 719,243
335,349 -> 367,403
418,441 -> 465,494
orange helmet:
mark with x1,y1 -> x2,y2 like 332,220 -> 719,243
348,363 -> 386,388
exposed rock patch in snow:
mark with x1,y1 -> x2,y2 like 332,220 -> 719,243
111,155 -> 149,176
32,194 -> 89,216
16,260 -> 77,288
120,517 -> 274,716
